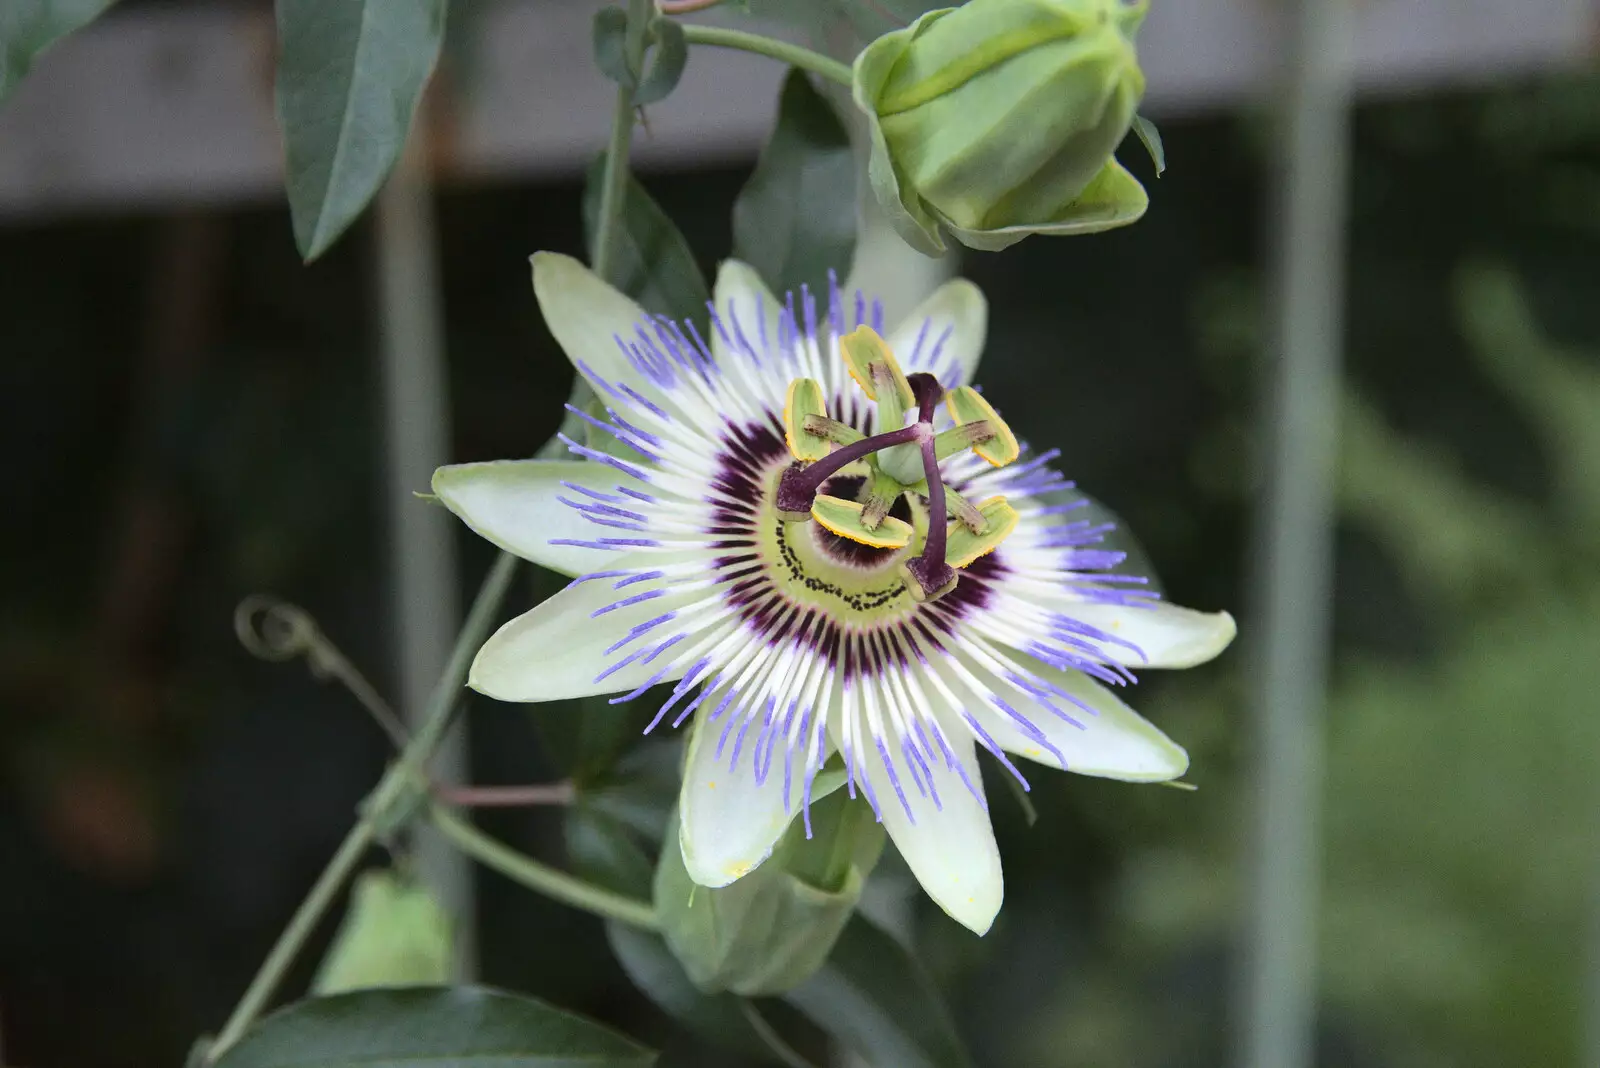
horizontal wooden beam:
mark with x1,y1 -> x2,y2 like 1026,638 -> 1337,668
0,0 -> 1594,220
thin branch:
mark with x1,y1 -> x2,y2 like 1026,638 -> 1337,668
435,782 -> 576,808
430,806 -> 659,931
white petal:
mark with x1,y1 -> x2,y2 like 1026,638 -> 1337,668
433,460 -> 634,577
886,277 -> 988,386
854,724 -> 1002,935
1069,602 -> 1237,669
678,692 -> 802,888
530,251 -> 669,409
468,572 -> 696,702
710,259 -> 783,366
975,653 -> 1189,782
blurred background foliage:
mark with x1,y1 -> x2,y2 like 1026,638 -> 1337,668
3,53 -> 1599,1068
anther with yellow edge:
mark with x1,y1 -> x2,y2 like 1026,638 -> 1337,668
774,326 -> 1027,603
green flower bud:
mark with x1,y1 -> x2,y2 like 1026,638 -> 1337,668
311,869 -> 454,994
654,776 -> 885,996
853,0 -> 1151,254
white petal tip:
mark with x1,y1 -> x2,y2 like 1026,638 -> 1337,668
679,833 -> 771,890
938,887 -> 1001,936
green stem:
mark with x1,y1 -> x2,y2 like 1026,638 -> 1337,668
679,24 -> 854,88
591,80 -> 637,283
431,806 -> 660,931
205,552 -> 520,1064
207,822 -> 376,1058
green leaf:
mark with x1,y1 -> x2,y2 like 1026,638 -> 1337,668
212,986 -> 655,1068
311,869 -> 455,994
581,153 -> 712,326
634,19 -> 687,107
1132,114 -> 1166,176
0,0 -> 116,103
275,0 -> 447,261
567,797 -> 779,1061
732,68 -> 856,301
567,802 -> 654,899
592,7 -> 632,89
784,915 -> 974,1068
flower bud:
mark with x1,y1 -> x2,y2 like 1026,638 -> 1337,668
853,0 -> 1151,254
654,780 -> 885,995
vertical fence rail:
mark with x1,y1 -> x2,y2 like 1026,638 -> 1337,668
374,127 -> 474,977
1237,0 -> 1353,1065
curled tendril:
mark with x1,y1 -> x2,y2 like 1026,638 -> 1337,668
233,595 -> 410,749
232,596 -> 576,811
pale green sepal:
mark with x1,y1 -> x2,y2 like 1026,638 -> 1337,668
469,573 -> 696,702
851,10 -> 953,258
940,158 -> 1148,252
312,869 -> 453,994
432,460 -> 633,578
972,653 -> 1190,782
710,259 -> 785,370
860,726 -> 1001,935
1067,602 -> 1237,669
659,789 -> 882,996
531,251 -> 673,411
886,276 -> 989,386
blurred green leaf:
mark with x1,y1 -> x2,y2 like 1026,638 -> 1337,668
733,68 -> 856,302
274,0 -> 446,261
567,801 -> 655,898
582,154 -> 711,326
592,7 -> 632,88
634,20 -> 687,107
568,795 -> 780,1061
312,869 -> 454,994
608,915 -> 784,1062
212,986 -> 654,1067
581,741 -> 681,840
785,915 -> 974,1068
0,0 -> 115,102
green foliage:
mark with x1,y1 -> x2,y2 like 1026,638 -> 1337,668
785,915 -> 974,1068
566,790 -> 783,1061
211,987 -> 655,1068
274,0 -> 447,261
581,154 -> 712,326
593,8 -> 687,107
1131,115 -> 1166,176
653,799 -> 871,997
0,0 -> 115,103
312,869 -> 455,994
733,69 -> 858,301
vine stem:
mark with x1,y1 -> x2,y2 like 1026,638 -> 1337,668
430,807 -> 659,930
205,552 -> 520,1063
679,24 -> 854,88
209,1 -> 666,1056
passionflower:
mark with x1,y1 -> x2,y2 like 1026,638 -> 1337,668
433,252 -> 1234,935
